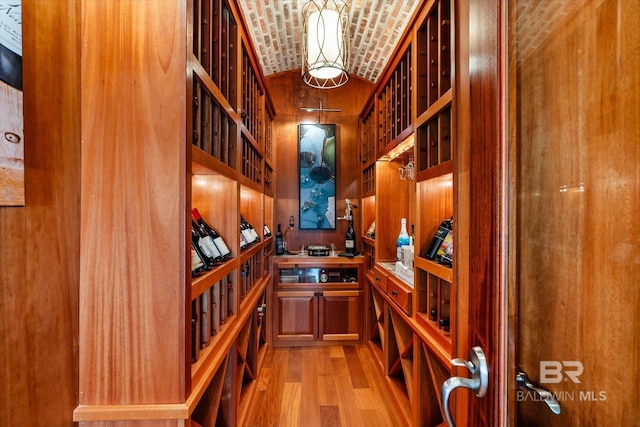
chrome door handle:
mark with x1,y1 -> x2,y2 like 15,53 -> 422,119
516,370 -> 561,415
441,346 -> 488,427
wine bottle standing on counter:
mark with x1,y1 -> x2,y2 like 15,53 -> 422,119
345,217 -> 356,255
275,224 -> 284,255
396,218 -> 410,261
192,208 -> 232,260
425,217 -> 453,261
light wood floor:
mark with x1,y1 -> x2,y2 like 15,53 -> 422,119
242,345 -> 408,427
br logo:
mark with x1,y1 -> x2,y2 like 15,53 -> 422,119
540,361 -> 584,383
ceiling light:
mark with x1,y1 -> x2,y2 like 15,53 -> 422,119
302,0 -> 350,89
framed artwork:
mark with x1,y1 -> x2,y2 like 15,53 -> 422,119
0,1 -> 24,206
298,123 -> 336,230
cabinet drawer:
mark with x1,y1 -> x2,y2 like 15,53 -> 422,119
372,265 -> 388,293
388,277 -> 412,316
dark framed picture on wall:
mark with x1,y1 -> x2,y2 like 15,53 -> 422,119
298,123 -> 336,230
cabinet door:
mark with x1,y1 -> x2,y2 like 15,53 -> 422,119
318,290 -> 362,342
274,290 -> 317,342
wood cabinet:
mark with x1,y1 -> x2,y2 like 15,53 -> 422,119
358,0 -> 456,425
271,256 -> 364,346
74,0 -> 274,425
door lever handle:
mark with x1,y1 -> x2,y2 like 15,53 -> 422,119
516,370 -> 561,415
441,346 -> 488,427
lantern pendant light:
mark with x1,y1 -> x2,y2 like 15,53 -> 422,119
302,0 -> 350,89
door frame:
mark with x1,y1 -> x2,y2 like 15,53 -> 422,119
453,0 -> 510,425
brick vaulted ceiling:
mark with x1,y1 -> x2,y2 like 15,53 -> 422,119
237,0 -> 421,84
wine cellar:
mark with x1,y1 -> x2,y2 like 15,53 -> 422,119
3,0 -> 638,426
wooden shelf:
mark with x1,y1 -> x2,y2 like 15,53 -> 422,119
414,256 -> 453,282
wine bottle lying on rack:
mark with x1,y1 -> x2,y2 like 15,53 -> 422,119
241,215 -> 261,244
425,217 -> 453,260
191,225 -> 216,272
192,208 -> 232,260
192,219 -> 222,264
191,244 -> 206,277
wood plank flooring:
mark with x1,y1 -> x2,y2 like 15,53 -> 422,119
242,345 -> 409,427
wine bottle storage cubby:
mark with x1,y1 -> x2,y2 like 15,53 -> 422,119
191,354 -> 229,427
416,0 -> 452,115
192,271 -> 237,364
192,0 -> 238,109
427,274 -> 450,334
264,108 -> 274,162
193,77 -> 238,169
360,102 -> 376,165
414,264 -> 453,359
264,163 -> 273,195
241,134 -> 262,184
241,45 -> 263,141
368,281 -> 386,365
417,105 -> 451,172
240,252 -> 262,300
362,240 -> 375,271
386,309 -> 413,422
362,163 -> 375,196
377,46 -> 412,153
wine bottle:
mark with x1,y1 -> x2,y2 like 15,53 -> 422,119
191,300 -> 198,363
200,289 -> 210,348
275,224 -> 284,255
190,244 -> 206,277
365,221 -> 375,239
191,224 -> 215,268
345,217 -> 356,255
193,219 -> 222,263
239,216 -> 254,249
435,219 -> 454,265
437,238 -> 453,267
192,208 -> 232,260
242,215 -> 260,244
264,224 -> 272,238
396,218 -> 410,261
425,217 -> 453,260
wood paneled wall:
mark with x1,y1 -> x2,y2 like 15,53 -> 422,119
266,72 -> 374,251
0,1 -> 80,425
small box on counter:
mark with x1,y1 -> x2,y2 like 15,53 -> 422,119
395,261 -> 414,287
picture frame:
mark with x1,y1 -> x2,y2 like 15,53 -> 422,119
298,123 -> 336,230
0,1 -> 24,206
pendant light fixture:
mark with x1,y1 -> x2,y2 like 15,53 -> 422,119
301,0 -> 350,89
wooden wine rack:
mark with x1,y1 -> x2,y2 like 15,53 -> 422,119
358,0 -> 456,425
377,46 -> 413,154
193,75 -> 238,169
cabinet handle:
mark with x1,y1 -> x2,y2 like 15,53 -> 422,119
391,290 -> 398,296
375,276 -> 380,282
